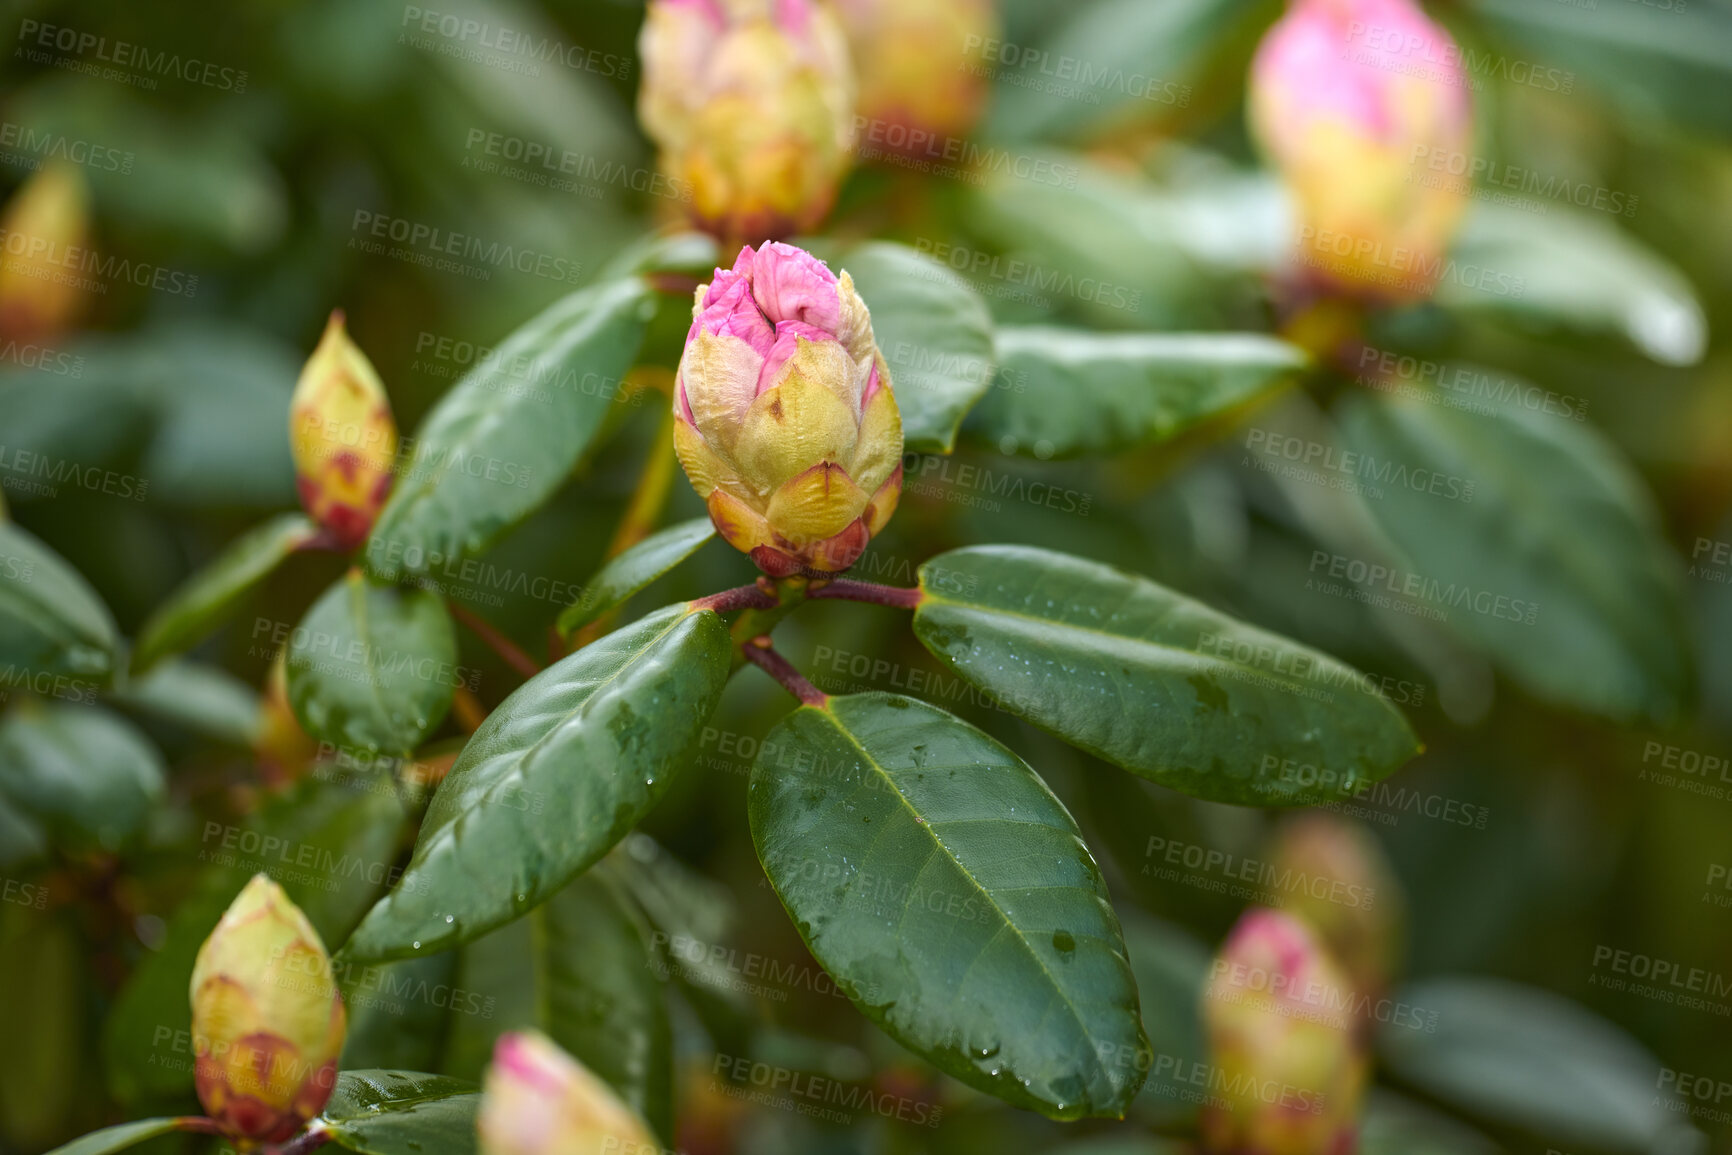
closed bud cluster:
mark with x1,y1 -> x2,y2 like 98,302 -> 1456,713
288,311 -> 397,550
673,241 -> 902,576
0,161 -> 91,344
835,0 -> 997,149
1250,0 -> 1472,300
1267,813 -> 1404,1001
189,875 -> 346,1146
1202,909 -> 1366,1155
478,1031 -> 658,1155
639,0 -> 855,243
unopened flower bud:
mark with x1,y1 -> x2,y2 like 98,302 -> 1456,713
288,312 -> 397,549
639,0 -> 855,243
189,875 -> 346,1145
1267,813 -> 1403,1000
835,0 -> 997,150
478,1031 -> 658,1155
1250,0 -> 1472,300
673,242 -> 902,576
0,162 -> 91,345
256,651 -> 317,786
1202,909 -> 1366,1155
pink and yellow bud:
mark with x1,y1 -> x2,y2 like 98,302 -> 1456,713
1202,909 -> 1366,1155
638,0 -> 855,243
189,874 -> 346,1146
478,1031 -> 658,1155
288,312 -> 397,550
1249,0 -> 1472,301
835,0 -> 997,150
673,242 -> 902,577
1267,813 -> 1404,1001
0,162 -> 91,345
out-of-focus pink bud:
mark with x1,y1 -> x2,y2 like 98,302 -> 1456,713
639,0 -> 855,243
1249,0 -> 1472,301
189,875 -> 346,1146
0,162 -> 91,345
672,241 -> 902,577
477,1031 -> 658,1155
1268,813 -> 1404,1001
288,311 -> 397,550
835,0 -> 997,150
1202,908 -> 1366,1155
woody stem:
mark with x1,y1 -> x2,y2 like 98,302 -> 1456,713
449,601 -> 541,680
806,578 -> 924,609
740,639 -> 828,707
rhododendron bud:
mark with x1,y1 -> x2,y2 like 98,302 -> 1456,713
673,241 -> 902,577
289,311 -> 397,549
639,0 -> 854,242
1250,0 -> 1472,300
0,161 -> 91,344
1202,909 -> 1366,1155
1268,813 -> 1404,1000
835,0 -> 997,149
189,875 -> 346,1145
478,1031 -> 658,1155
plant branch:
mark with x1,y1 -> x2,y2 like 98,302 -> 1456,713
689,581 -> 778,614
740,638 -> 828,707
448,601 -> 541,680
807,578 -> 924,609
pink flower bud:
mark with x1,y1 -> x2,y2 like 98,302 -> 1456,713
639,0 -> 855,243
1202,909 -> 1366,1155
1267,813 -> 1404,1001
478,1031 -> 658,1155
1250,0 -> 1472,300
189,875 -> 346,1146
288,311 -> 397,550
835,0 -> 998,150
673,241 -> 902,576
0,162 -> 90,345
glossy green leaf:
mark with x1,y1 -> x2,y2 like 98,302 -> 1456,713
912,545 -> 1421,806
132,512 -> 319,673
0,519 -> 117,686
1338,388 -> 1690,724
287,570 -> 458,757
557,517 -> 715,637
112,659 -> 262,747
750,692 -> 1147,1120
316,1070 -> 479,1155
834,242 -> 997,454
339,952 -> 459,1075
365,278 -> 654,581
342,605 -> 732,962
0,702 -> 164,853
102,775 -> 409,1104
969,327 -> 1305,458
42,1118 -> 209,1155
1377,977 -> 1690,1152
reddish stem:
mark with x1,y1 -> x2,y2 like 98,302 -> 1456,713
689,581 -> 779,614
741,639 -> 828,707
448,601 -> 541,679
807,579 -> 924,609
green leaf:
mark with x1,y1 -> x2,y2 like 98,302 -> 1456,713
287,570 -> 458,757
1377,977 -> 1691,1152
0,519 -> 117,686
365,278 -> 655,581
1338,388 -> 1690,724
342,605 -> 732,962
833,242 -> 997,454
316,1070 -> 479,1155
42,1118 -> 209,1155
969,327 -> 1305,458
339,952 -> 459,1075
103,775 -> 410,1104
912,545 -> 1421,806
132,512 -> 319,674
557,517 -> 715,638
112,659 -> 262,747
1360,1092 -> 1500,1155
0,702 -> 164,853
750,692 -> 1148,1120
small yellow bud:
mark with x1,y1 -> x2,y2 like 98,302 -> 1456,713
288,312 -> 397,549
478,1031 -> 658,1155
836,0 -> 998,149
0,162 -> 91,345
189,874 -> 346,1146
